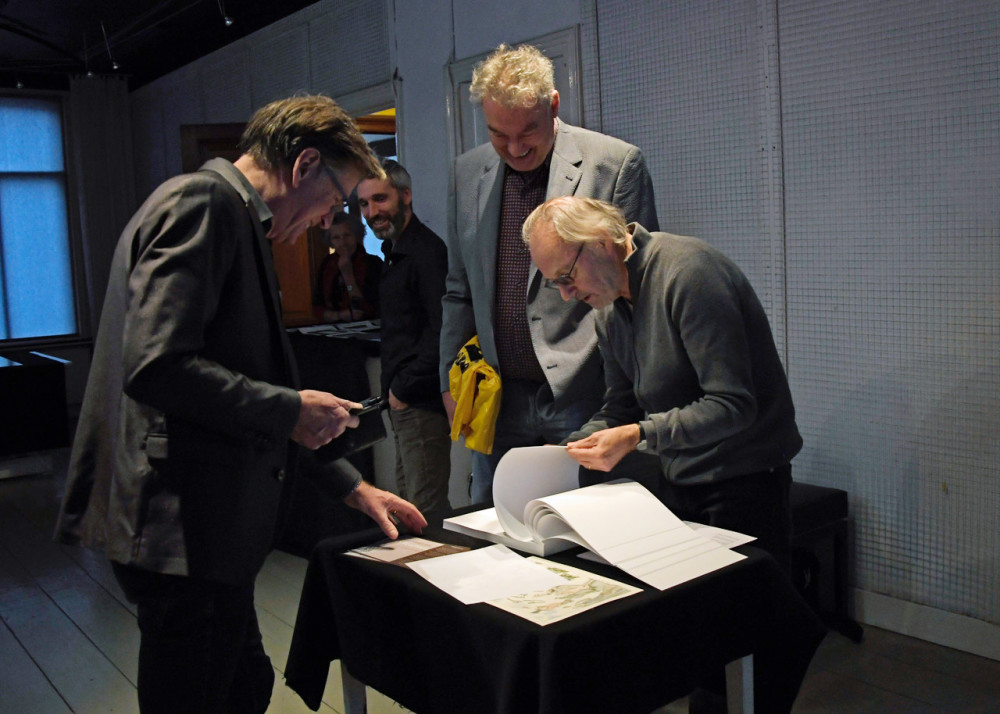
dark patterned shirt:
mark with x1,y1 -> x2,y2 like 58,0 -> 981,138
494,160 -> 549,383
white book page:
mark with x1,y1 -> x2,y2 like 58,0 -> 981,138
492,445 -> 580,541
528,480 -> 689,553
529,480 -> 745,590
444,507 -> 509,539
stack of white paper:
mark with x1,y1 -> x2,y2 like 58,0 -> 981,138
444,446 -> 745,590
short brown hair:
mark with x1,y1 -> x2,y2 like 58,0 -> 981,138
469,44 -> 555,109
238,95 -> 382,178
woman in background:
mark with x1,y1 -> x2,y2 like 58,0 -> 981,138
313,211 -> 383,322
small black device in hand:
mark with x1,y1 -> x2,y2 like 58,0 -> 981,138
349,395 -> 385,415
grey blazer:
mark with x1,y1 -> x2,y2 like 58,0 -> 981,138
54,159 -> 355,585
440,119 -> 658,407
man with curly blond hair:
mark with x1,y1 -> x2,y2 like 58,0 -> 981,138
440,43 -> 659,503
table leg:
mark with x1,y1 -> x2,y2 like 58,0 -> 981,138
340,662 -> 367,714
725,654 -> 754,714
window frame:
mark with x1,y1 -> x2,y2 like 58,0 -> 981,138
0,89 -> 89,350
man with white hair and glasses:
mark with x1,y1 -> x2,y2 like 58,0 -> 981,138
525,195 -> 804,714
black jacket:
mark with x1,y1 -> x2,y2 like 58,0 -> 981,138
379,214 -> 448,411
53,159 -> 357,586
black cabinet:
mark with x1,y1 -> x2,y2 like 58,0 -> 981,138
0,351 -> 70,456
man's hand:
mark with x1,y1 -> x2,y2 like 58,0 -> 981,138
345,481 -> 427,539
441,390 -> 457,426
565,424 -> 641,472
387,388 -> 407,411
290,389 -> 360,449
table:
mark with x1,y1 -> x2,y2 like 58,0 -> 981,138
285,526 -> 826,714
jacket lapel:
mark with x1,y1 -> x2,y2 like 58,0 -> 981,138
200,158 -> 300,388
251,219 -> 300,388
477,156 -> 503,307
527,121 -> 584,285
546,120 -> 583,200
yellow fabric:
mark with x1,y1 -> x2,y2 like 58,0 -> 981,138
449,336 -> 502,454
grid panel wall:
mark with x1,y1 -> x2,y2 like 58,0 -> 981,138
780,0 -> 999,622
250,26 -> 312,108
596,0 -> 781,319
199,49 -> 253,123
578,0 -> 602,131
309,1 -> 390,98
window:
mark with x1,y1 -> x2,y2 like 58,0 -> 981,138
0,96 -> 76,340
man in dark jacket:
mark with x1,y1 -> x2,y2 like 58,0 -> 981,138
54,96 -> 425,714
359,159 -> 452,520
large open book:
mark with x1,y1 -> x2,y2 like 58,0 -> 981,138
444,445 -> 745,590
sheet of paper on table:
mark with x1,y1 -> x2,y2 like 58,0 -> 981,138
406,544 -> 565,604
346,537 -> 469,566
487,557 -> 642,625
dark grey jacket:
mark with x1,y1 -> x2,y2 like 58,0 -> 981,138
54,159 -> 356,584
440,119 -> 659,408
571,224 -> 802,484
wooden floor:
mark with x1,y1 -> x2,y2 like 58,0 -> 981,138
2,451 -> 999,713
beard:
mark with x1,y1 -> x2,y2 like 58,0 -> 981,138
371,198 -> 408,242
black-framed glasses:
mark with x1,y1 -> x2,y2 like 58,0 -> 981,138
544,242 -> 585,288
320,162 -> 349,211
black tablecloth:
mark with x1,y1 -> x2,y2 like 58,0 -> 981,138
284,525 -> 826,714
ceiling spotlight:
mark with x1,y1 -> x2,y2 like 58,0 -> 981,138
112,61 -> 120,70
217,1 -> 234,27
101,21 -> 120,72
86,70 -> 94,78
16,79 -> 24,89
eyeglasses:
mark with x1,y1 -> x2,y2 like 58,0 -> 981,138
320,162 -> 349,211
544,243 -> 585,288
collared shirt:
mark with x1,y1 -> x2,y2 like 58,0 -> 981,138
200,157 -> 273,233
493,159 -> 549,383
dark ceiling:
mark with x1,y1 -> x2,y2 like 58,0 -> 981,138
0,0 -> 321,92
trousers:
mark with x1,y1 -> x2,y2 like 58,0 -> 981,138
112,563 -> 274,714
389,404 -> 452,521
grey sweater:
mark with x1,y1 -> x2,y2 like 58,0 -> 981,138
570,224 -> 802,485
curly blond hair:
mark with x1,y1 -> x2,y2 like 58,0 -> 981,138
469,44 -> 555,109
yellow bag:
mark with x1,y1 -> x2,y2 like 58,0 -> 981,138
449,336 -> 502,454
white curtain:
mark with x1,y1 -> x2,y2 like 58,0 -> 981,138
68,75 -> 136,333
